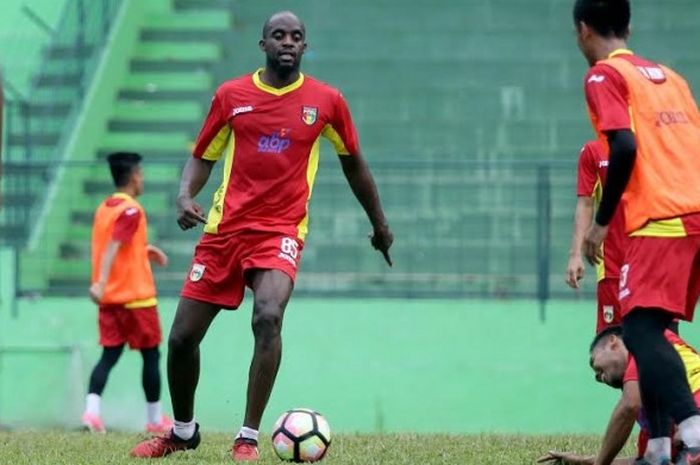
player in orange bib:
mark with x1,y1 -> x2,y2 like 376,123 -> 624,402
83,152 -> 171,434
574,1 -> 700,464
131,11 -> 393,461
566,139 -> 627,332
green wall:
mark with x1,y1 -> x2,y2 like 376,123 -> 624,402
3,297 -> 688,435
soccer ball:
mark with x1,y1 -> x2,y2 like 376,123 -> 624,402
271,408 -> 331,462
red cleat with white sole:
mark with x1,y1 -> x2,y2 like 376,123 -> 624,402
130,425 -> 201,458
146,414 -> 174,434
232,438 -> 259,461
81,412 -> 106,433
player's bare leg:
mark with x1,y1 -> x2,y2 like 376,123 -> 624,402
168,297 -> 220,425
131,298 -> 219,458
234,269 -> 293,461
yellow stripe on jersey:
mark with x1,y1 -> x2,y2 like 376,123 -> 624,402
322,124 -> 351,155
252,69 -> 304,96
125,297 -> 158,309
202,125 -> 231,161
674,342 -> 700,393
296,136 -> 322,240
204,130 -> 236,234
592,178 -> 606,282
630,217 -> 687,237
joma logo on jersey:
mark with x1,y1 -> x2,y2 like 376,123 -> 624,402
258,129 -> 291,154
232,105 -> 254,117
656,110 -> 690,127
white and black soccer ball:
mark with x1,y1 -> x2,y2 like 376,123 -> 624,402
271,408 -> 331,462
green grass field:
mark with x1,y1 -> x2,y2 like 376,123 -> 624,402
0,431 -> 636,465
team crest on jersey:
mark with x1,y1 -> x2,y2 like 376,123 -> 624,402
302,106 -> 318,125
603,306 -> 615,324
190,264 -> 206,282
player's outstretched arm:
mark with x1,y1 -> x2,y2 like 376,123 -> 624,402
592,380 -> 640,465
537,452 -> 633,465
567,196 -> 593,289
338,153 -> 393,266
176,157 -> 214,230
146,244 -> 168,267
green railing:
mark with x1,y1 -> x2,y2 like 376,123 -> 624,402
1,0 -> 124,246
2,158 -> 591,304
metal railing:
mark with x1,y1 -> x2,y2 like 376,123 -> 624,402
1,158 -> 591,308
2,0 -> 124,250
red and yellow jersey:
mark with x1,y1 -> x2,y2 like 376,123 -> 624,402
91,193 -> 156,308
584,49 -> 700,236
624,330 -> 700,458
576,140 -> 627,281
192,70 -> 360,241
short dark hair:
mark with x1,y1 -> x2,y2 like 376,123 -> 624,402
262,11 -> 304,38
590,325 -> 623,352
106,152 -> 142,188
573,0 -> 630,39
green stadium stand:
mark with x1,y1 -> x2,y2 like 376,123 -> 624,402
8,0 -> 700,298
43,0 -> 231,293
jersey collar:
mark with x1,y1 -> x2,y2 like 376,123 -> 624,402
112,192 -> 133,200
608,48 -> 633,58
252,69 -> 304,96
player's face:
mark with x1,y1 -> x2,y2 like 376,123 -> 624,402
590,341 -> 625,389
260,19 -> 306,73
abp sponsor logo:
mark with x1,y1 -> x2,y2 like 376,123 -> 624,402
258,129 -> 291,154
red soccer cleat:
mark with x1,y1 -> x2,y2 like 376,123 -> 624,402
232,438 -> 259,461
146,414 -> 175,434
81,412 -> 106,433
130,425 -> 201,458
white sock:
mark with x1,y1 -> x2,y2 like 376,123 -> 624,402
644,437 -> 671,464
146,401 -> 162,425
236,426 -> 259,442
85,394 -> 101,416
679,415 -> 700,448
173,419 -> 196,441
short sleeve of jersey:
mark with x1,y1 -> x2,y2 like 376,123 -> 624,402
585,64 -> 631,132
623,356 -> 639,383
322,91 -> 360,156
576,142 -> 599,197
192,89 -> 232,161
112,207 -> 141,243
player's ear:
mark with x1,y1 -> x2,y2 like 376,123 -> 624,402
259,39 -> 266,51
609,335 -> 621,351
578,21 -> 591,39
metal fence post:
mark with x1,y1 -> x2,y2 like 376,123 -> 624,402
76,0 -> 86,97
536,163 -> 552,321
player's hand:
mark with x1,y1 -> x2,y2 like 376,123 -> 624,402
147,244 -> 169,267
566,254 -> 586,289
89,281 -> 105,304
369,224 -> 393,267
176,195 -> 207,230
582,223 -> 608,266
537,451 -> 594,465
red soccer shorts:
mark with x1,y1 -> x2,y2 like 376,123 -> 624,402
596,278 -> 622,332
98,305 -> 162,349
181,231 -> 304,309
619,235 -> 700,321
